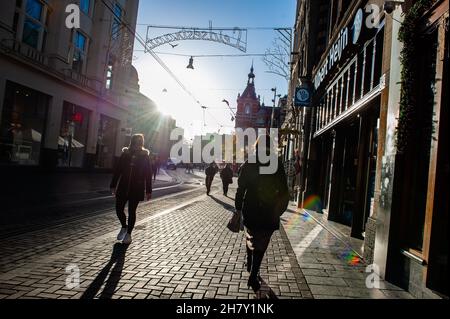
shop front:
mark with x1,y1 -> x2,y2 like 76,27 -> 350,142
58,102 -> 90,168
0,80 -> 50,166
95,114 -> 119,169
305,7 -> 385,239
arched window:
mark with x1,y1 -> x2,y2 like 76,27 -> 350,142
244,104 -> 251,115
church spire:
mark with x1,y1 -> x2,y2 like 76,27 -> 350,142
248,63 -> 255,85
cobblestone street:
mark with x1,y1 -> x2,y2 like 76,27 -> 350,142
0,182 -> 413,300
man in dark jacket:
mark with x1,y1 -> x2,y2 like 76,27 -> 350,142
235,136 -> 289,291
205,162 -> 219,195
220,163 -> 234,197
110,134 -> 152,244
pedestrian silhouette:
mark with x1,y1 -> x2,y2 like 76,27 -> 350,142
110,134 -> 153,245
205,162 -> 219,195
220,163 -> 234,197
235,135 -> 289,292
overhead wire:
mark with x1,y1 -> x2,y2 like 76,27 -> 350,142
101,0 -> 231,130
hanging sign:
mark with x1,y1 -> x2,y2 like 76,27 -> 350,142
294,86 -> 312,107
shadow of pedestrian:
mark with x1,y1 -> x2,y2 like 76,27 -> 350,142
255,279 -> 278,300
209,195 -> 235,212
81,243 -> 128,299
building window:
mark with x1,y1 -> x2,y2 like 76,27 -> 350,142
106,56 -> 115,90
22,19 -> 41,48
80,0 -> 90,15
111,3 -> 123,40
58,102 -> 90,168
15,0 -> 47,50
0,81 -> 49,166
25,0 -> 42,21
244,104 -> 251,115
72,31 -> 87,73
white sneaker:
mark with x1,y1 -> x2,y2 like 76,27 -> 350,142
117,228 -> 127,241
122,233 -> 132,245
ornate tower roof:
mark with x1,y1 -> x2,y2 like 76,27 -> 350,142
247,62 -> 255,85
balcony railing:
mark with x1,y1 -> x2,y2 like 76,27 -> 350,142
0,38 -> 48,67
1,38 -> 103,94
61,68 -> 103,93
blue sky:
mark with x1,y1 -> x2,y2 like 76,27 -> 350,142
132,0 -> 297,139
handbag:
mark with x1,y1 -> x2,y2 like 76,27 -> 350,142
227,210 -> 243,233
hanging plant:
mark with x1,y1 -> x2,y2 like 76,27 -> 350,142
396,0 -> 436,154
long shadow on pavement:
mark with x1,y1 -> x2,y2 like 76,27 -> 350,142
209,195 -> 235,213
256,279 -> 279,299
81,243 -> 128,299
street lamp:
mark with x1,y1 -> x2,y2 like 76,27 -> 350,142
270,88 -> 281,128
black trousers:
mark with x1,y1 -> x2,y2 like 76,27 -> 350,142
222,181 -> 229,195
206,176 -> 213,194
115,197 -> 140,234
245,228 -> 275,279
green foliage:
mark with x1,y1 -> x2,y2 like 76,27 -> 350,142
396,0 -> 436,154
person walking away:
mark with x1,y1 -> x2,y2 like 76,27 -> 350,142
220,163 -> 234,197
156,156 -> 161,174
110,134 -> 152,245
152,157 -> 158,181
235,135 -> 289,291
205,162 -> 219,195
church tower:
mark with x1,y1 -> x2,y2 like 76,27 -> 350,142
235,64 -> 261,130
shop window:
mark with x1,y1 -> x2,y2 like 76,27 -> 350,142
0,81 -> 49,166
96,115 -> 119,169
58,102 -> 90,168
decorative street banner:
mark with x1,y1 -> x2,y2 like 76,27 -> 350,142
294,85 -> 312,107
145,26 -> 248,52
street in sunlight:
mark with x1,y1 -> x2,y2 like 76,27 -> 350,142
0,0 -> 448,316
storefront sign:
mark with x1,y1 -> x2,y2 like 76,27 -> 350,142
314,27 -> 349,90
313,8 -> 365,90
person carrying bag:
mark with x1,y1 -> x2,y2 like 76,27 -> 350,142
234,135 -> 289,291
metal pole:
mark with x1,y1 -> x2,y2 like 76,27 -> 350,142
271,88 -> 277,128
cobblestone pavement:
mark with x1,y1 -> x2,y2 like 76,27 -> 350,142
0,181 -> 413,300
281,205 -> 414,299
0,183 -> 311,299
